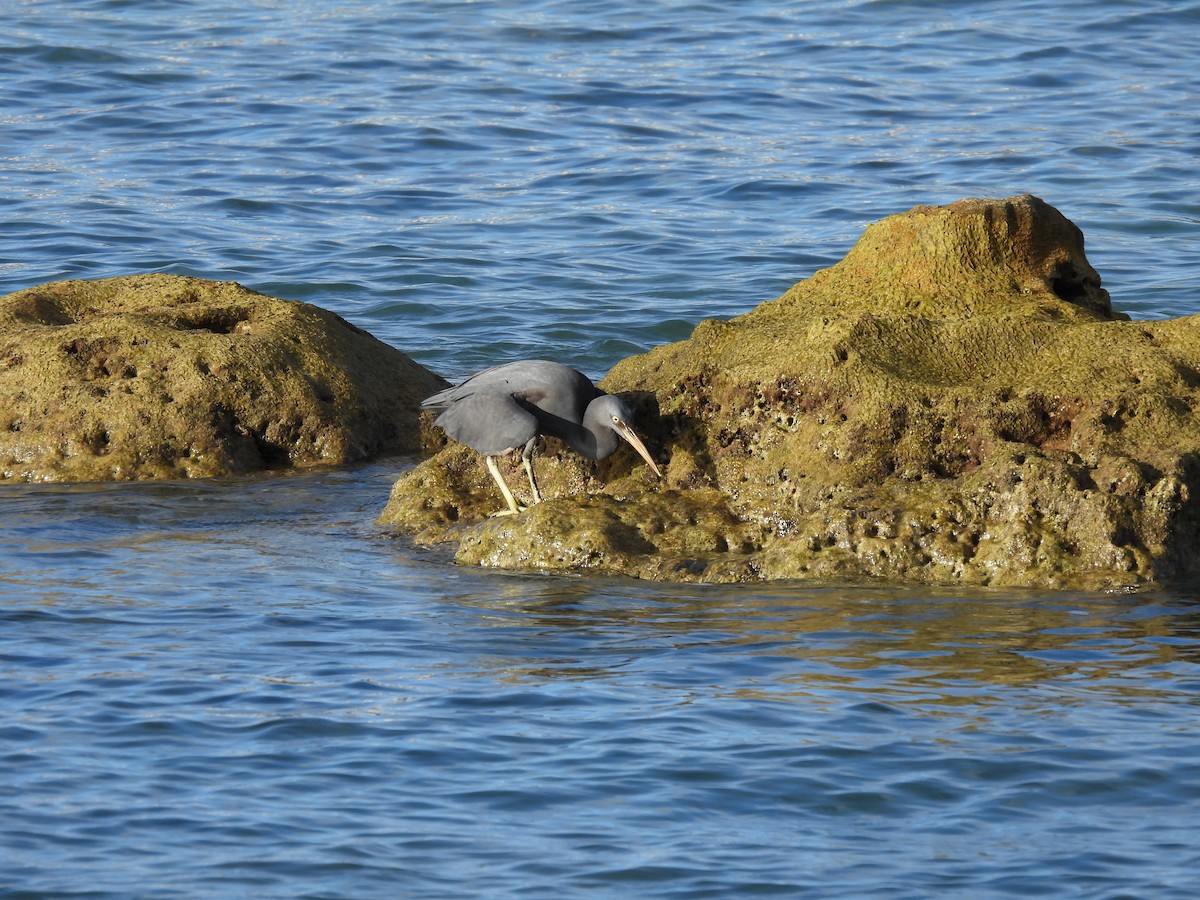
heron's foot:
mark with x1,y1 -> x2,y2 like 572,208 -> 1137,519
521,449 -> 544,506
485,455 -> 525,518
489,505 -> 527,518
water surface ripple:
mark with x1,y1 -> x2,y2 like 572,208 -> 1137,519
4,0 -> 1199,376
3,1 -> 1200,897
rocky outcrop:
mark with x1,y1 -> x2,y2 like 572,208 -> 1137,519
0,274 -> 446,481
380,195 -> 1200,591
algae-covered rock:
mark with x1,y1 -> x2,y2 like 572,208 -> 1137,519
0,274 -> 446,481
381,195 -> 1200,590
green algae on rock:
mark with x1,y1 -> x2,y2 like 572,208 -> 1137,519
380,195 -> 1200,590
0,274 -> 447,481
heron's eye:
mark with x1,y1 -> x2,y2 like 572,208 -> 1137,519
612,416 -> 622,426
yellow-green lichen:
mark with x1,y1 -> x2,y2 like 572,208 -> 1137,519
0,274 -> 446,481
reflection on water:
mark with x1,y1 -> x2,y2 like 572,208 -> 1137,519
8,467 -> 1200,706
5,467 -> 1200,898
446,574 -> 1200,702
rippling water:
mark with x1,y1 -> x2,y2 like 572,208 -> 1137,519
3,1 -> 1200,897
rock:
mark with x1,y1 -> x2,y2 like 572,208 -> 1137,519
381,195 -> 1200,590
0,274 -> 446,481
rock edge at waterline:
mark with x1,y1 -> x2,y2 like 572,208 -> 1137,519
0,274 -> 447,481
381,195 -> 1200,591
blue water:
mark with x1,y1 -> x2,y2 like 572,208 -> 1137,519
3,1 -> 1200,896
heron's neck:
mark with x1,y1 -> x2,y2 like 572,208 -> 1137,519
540,405 -> 618,461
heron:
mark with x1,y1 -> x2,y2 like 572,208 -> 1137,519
422,359 -> 662,516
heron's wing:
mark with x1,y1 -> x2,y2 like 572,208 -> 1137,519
422,360 -> 594,416
421,385 -> 459,411
421,361 -> 527,411
421,379 -> 476,411
433,390 -> 539,455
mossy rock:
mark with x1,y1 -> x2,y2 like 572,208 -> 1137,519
0,274 -> 446,481
381,195 -> 1200,590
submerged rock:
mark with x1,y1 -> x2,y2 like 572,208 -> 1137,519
0,274 -> 446,481
381,195 -> 1200,590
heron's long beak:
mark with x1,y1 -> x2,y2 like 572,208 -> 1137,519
615,422 -> 662,477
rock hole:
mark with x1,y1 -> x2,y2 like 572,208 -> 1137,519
12,295 -> 74,326
1110,524 -> 1135,547
250,431 -> 292,468
174,308 -> 250,335
1174,364 -> 1200,387
84,426 -> 112,455
1049,262 -> 1087,304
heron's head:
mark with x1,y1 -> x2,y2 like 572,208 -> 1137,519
589,394 -> 662,477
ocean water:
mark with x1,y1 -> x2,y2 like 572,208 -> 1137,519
3,1 -> 1200,897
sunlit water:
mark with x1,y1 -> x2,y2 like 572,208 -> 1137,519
3,1 -> 1200,897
